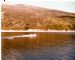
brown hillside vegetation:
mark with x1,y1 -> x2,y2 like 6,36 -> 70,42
1,4 -> 75,30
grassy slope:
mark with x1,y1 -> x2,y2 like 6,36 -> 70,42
1,4 -> 75,30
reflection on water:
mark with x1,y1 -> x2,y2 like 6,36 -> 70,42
2,32 -> 75,60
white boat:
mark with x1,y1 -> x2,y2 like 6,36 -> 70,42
2,34 -> 37,39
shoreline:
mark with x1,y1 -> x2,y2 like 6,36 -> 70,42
1,29 -> 75,32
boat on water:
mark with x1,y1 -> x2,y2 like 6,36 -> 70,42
2,34 -> 37,39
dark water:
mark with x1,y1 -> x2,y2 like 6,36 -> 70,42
2,32 -> 75,60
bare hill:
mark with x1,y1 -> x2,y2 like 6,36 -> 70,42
1,4 -> 75,30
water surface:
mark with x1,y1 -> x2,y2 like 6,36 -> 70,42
2,32 -> 75,60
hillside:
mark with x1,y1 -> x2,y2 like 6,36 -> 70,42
1,4 -> 75,30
